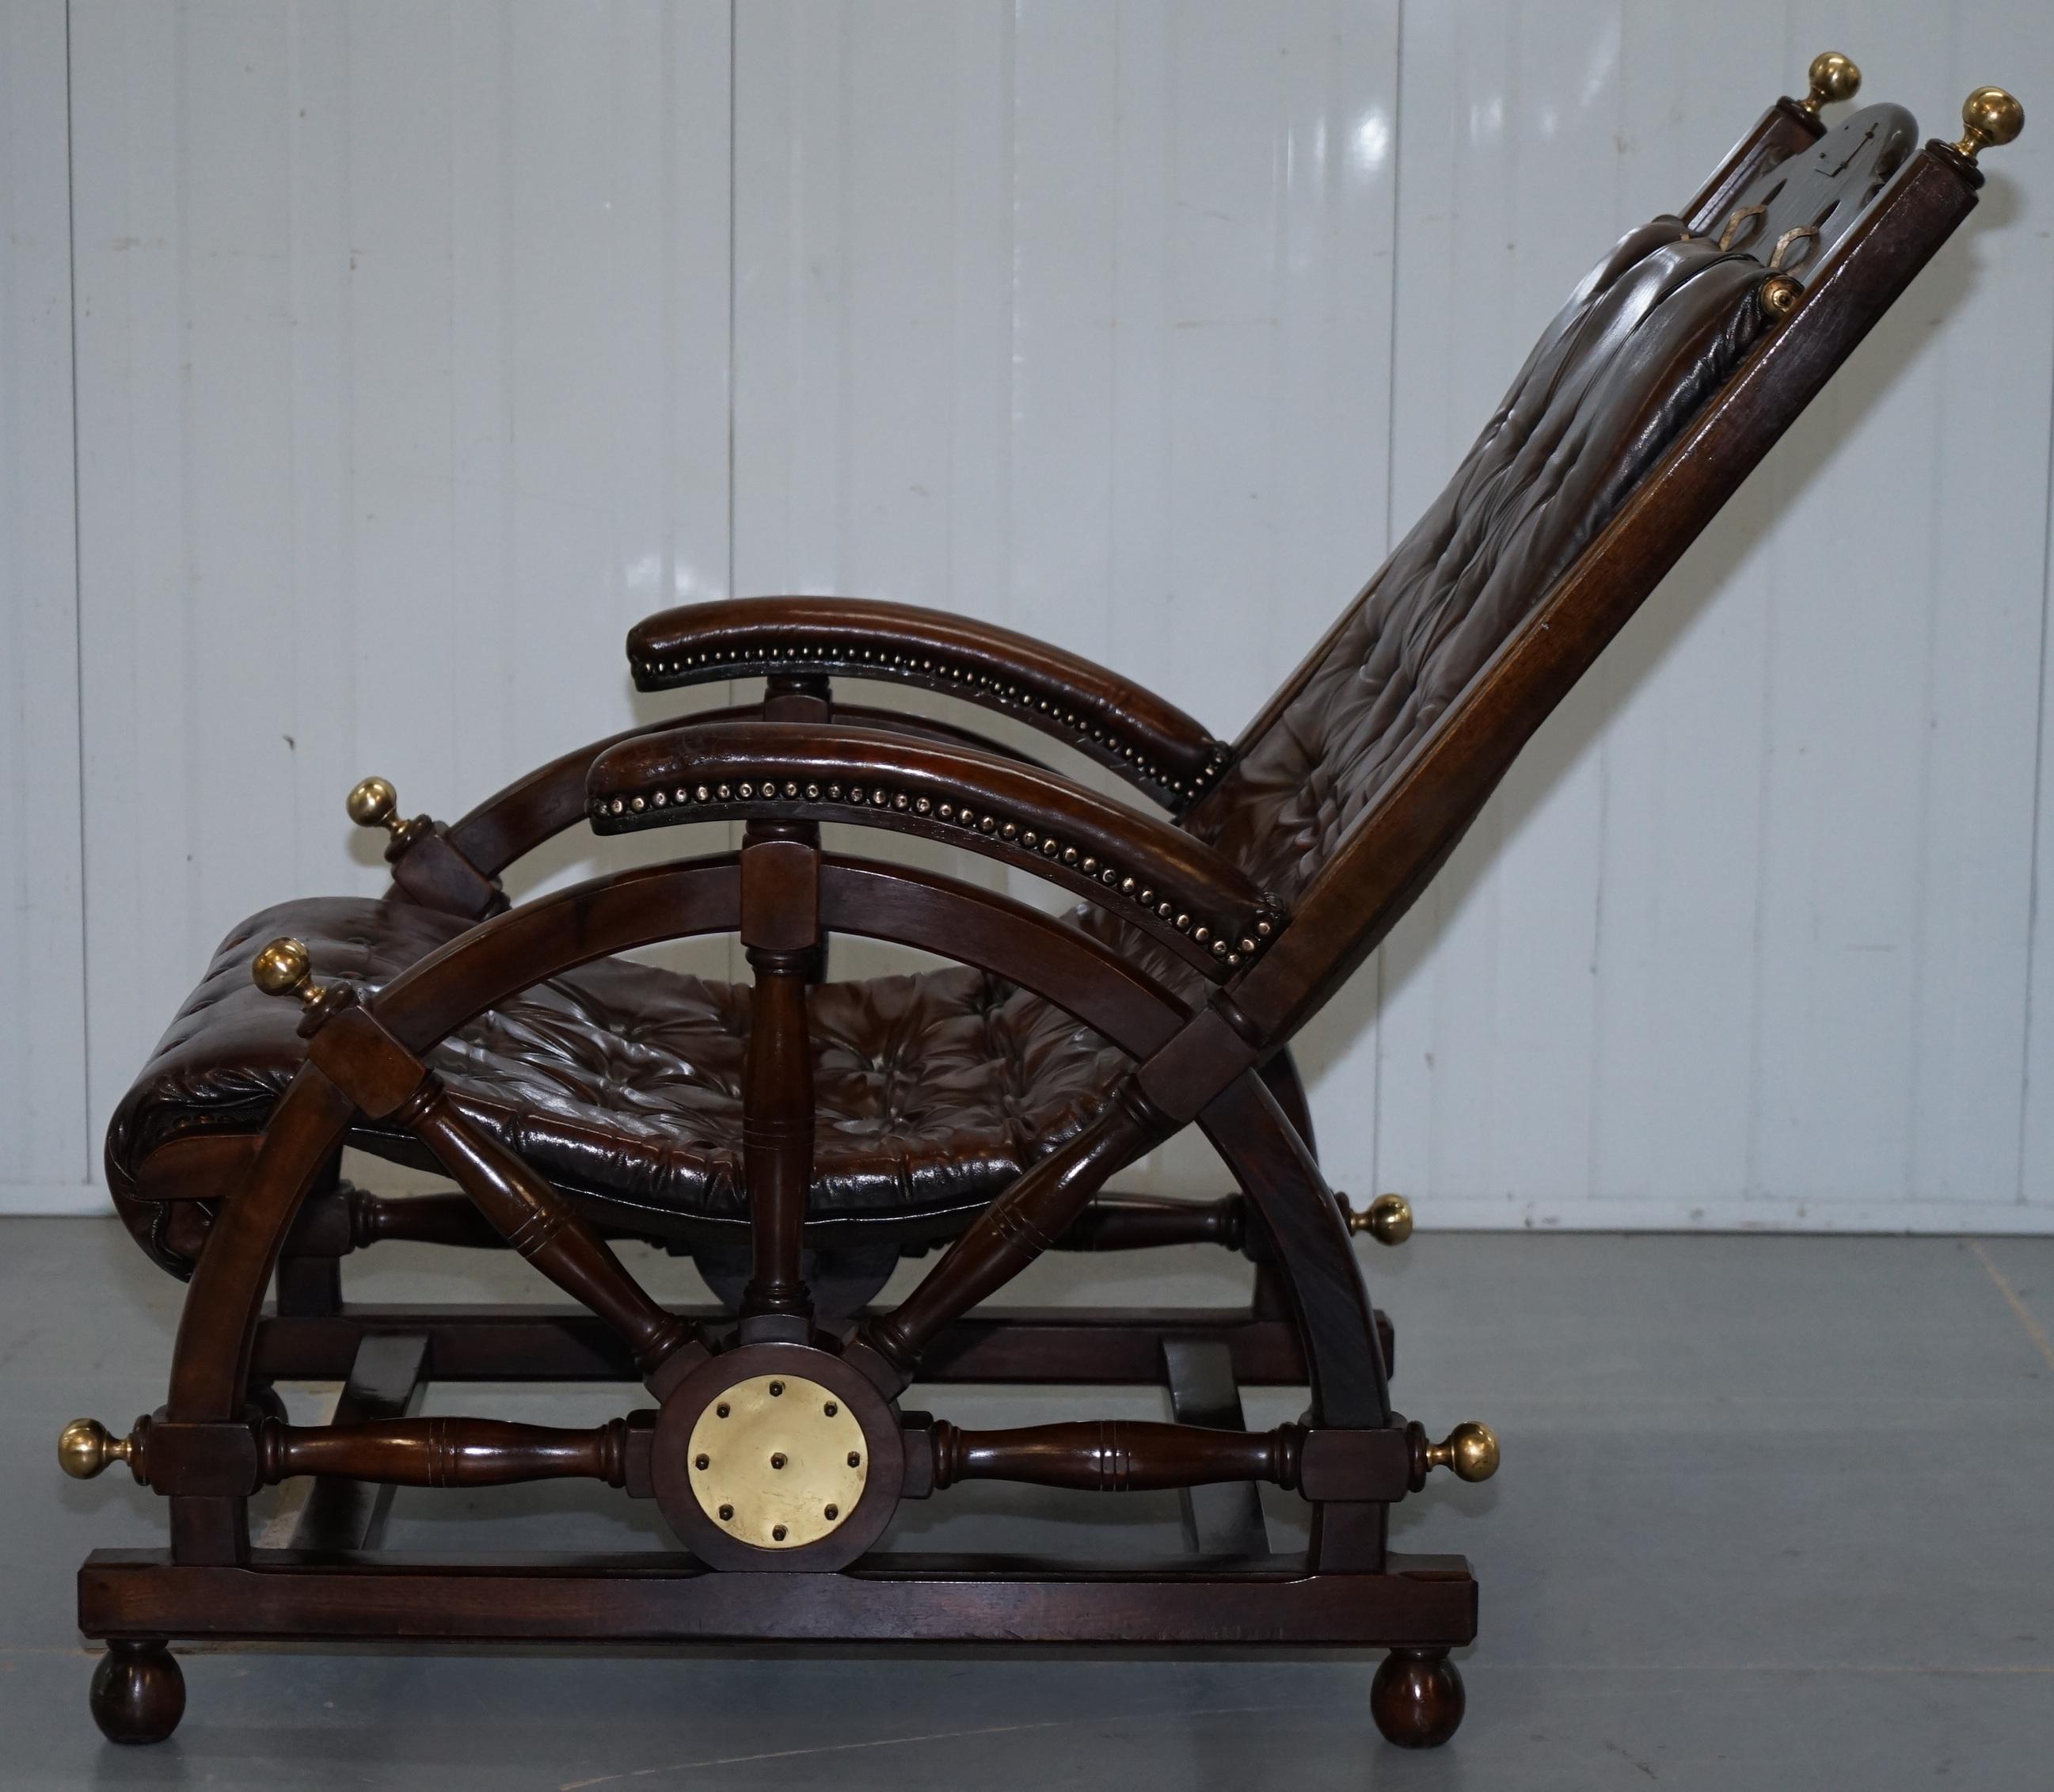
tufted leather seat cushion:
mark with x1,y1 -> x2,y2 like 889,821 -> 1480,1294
107,897 -> 1132,1275
1190,218 -> 1771,902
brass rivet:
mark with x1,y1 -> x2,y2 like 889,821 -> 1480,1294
848,1451 -> 862,1467
719,1503 -> 734,1520
770,1452 -> 787,1470
769,1381 -> 784,1397
695,1452 -> 710,1470
717,1403 -> 730,1418
1759,274 -> 1802,320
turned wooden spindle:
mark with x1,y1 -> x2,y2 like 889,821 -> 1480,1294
399,1080 -> 695,1379
1056,1193 -> 1245,1252
347,1186 -> 505,1250
738,823 -> 822,1324
858,1082 -> 1164,1384
256,1415 -> 637,1489
929,1418 -> 1304,1493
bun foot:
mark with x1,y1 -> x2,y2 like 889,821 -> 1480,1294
90,1639 -> 185,1744
1370,1646 -> 1465,1748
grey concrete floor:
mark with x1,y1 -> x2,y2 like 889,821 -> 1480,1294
6,1216 -> 2052,1789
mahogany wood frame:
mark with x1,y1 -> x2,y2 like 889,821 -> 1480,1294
72,83 -> 1995,1753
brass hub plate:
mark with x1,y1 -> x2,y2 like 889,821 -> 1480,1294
687,1372 -> 869,1550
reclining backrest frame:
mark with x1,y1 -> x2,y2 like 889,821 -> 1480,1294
1223,105 -> 1990,1045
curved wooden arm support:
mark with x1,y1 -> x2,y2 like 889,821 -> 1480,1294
588,721 -> 1284,983
255,1414 -> 645,1490
626,597 -> 1232,811
443,703 -> 1057,883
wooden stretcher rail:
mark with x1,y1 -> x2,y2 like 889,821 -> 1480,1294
249,1305 -> 1375,1387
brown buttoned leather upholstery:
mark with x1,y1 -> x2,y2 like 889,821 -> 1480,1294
108,898 -> 1132,1276
1189,217 -> 1772,902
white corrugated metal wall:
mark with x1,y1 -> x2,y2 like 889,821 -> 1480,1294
5,0 -> 2052,1230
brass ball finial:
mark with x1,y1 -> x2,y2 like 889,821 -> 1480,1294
1954,87 -> 2024,160
347,775 -> 400,831
1426,1421 -> 1500,1483
251,936 -> 313,999
59,1417 -> 137,1480
1801,51 -> 1861,114
1347,1193 -> 1414,1246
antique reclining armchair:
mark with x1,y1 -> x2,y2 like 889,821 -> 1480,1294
62,60 -> 2022,1751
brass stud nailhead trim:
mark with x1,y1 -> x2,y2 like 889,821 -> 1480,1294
591,772 -> 1285,975
630,641 -> 1237,807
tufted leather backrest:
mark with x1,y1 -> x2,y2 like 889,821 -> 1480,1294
1187,222 -> 1769,900
1184,106 -> 1923,912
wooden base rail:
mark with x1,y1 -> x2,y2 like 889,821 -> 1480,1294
80,1550 -> 1480,1649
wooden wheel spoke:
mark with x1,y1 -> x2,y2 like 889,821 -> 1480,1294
856,1086 -> 1165,1388
402,1086 -> 697,1388
256,1413 -> 645,1491
926,1417 -> 1303,1493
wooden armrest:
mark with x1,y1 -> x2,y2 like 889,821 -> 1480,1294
626,596 -> 1232,812
443,703 -> 1059,881
587,721 -> 1284,982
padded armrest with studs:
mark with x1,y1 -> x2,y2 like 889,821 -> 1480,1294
626,597 -> 1232,812
587,721 -> 1284,981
